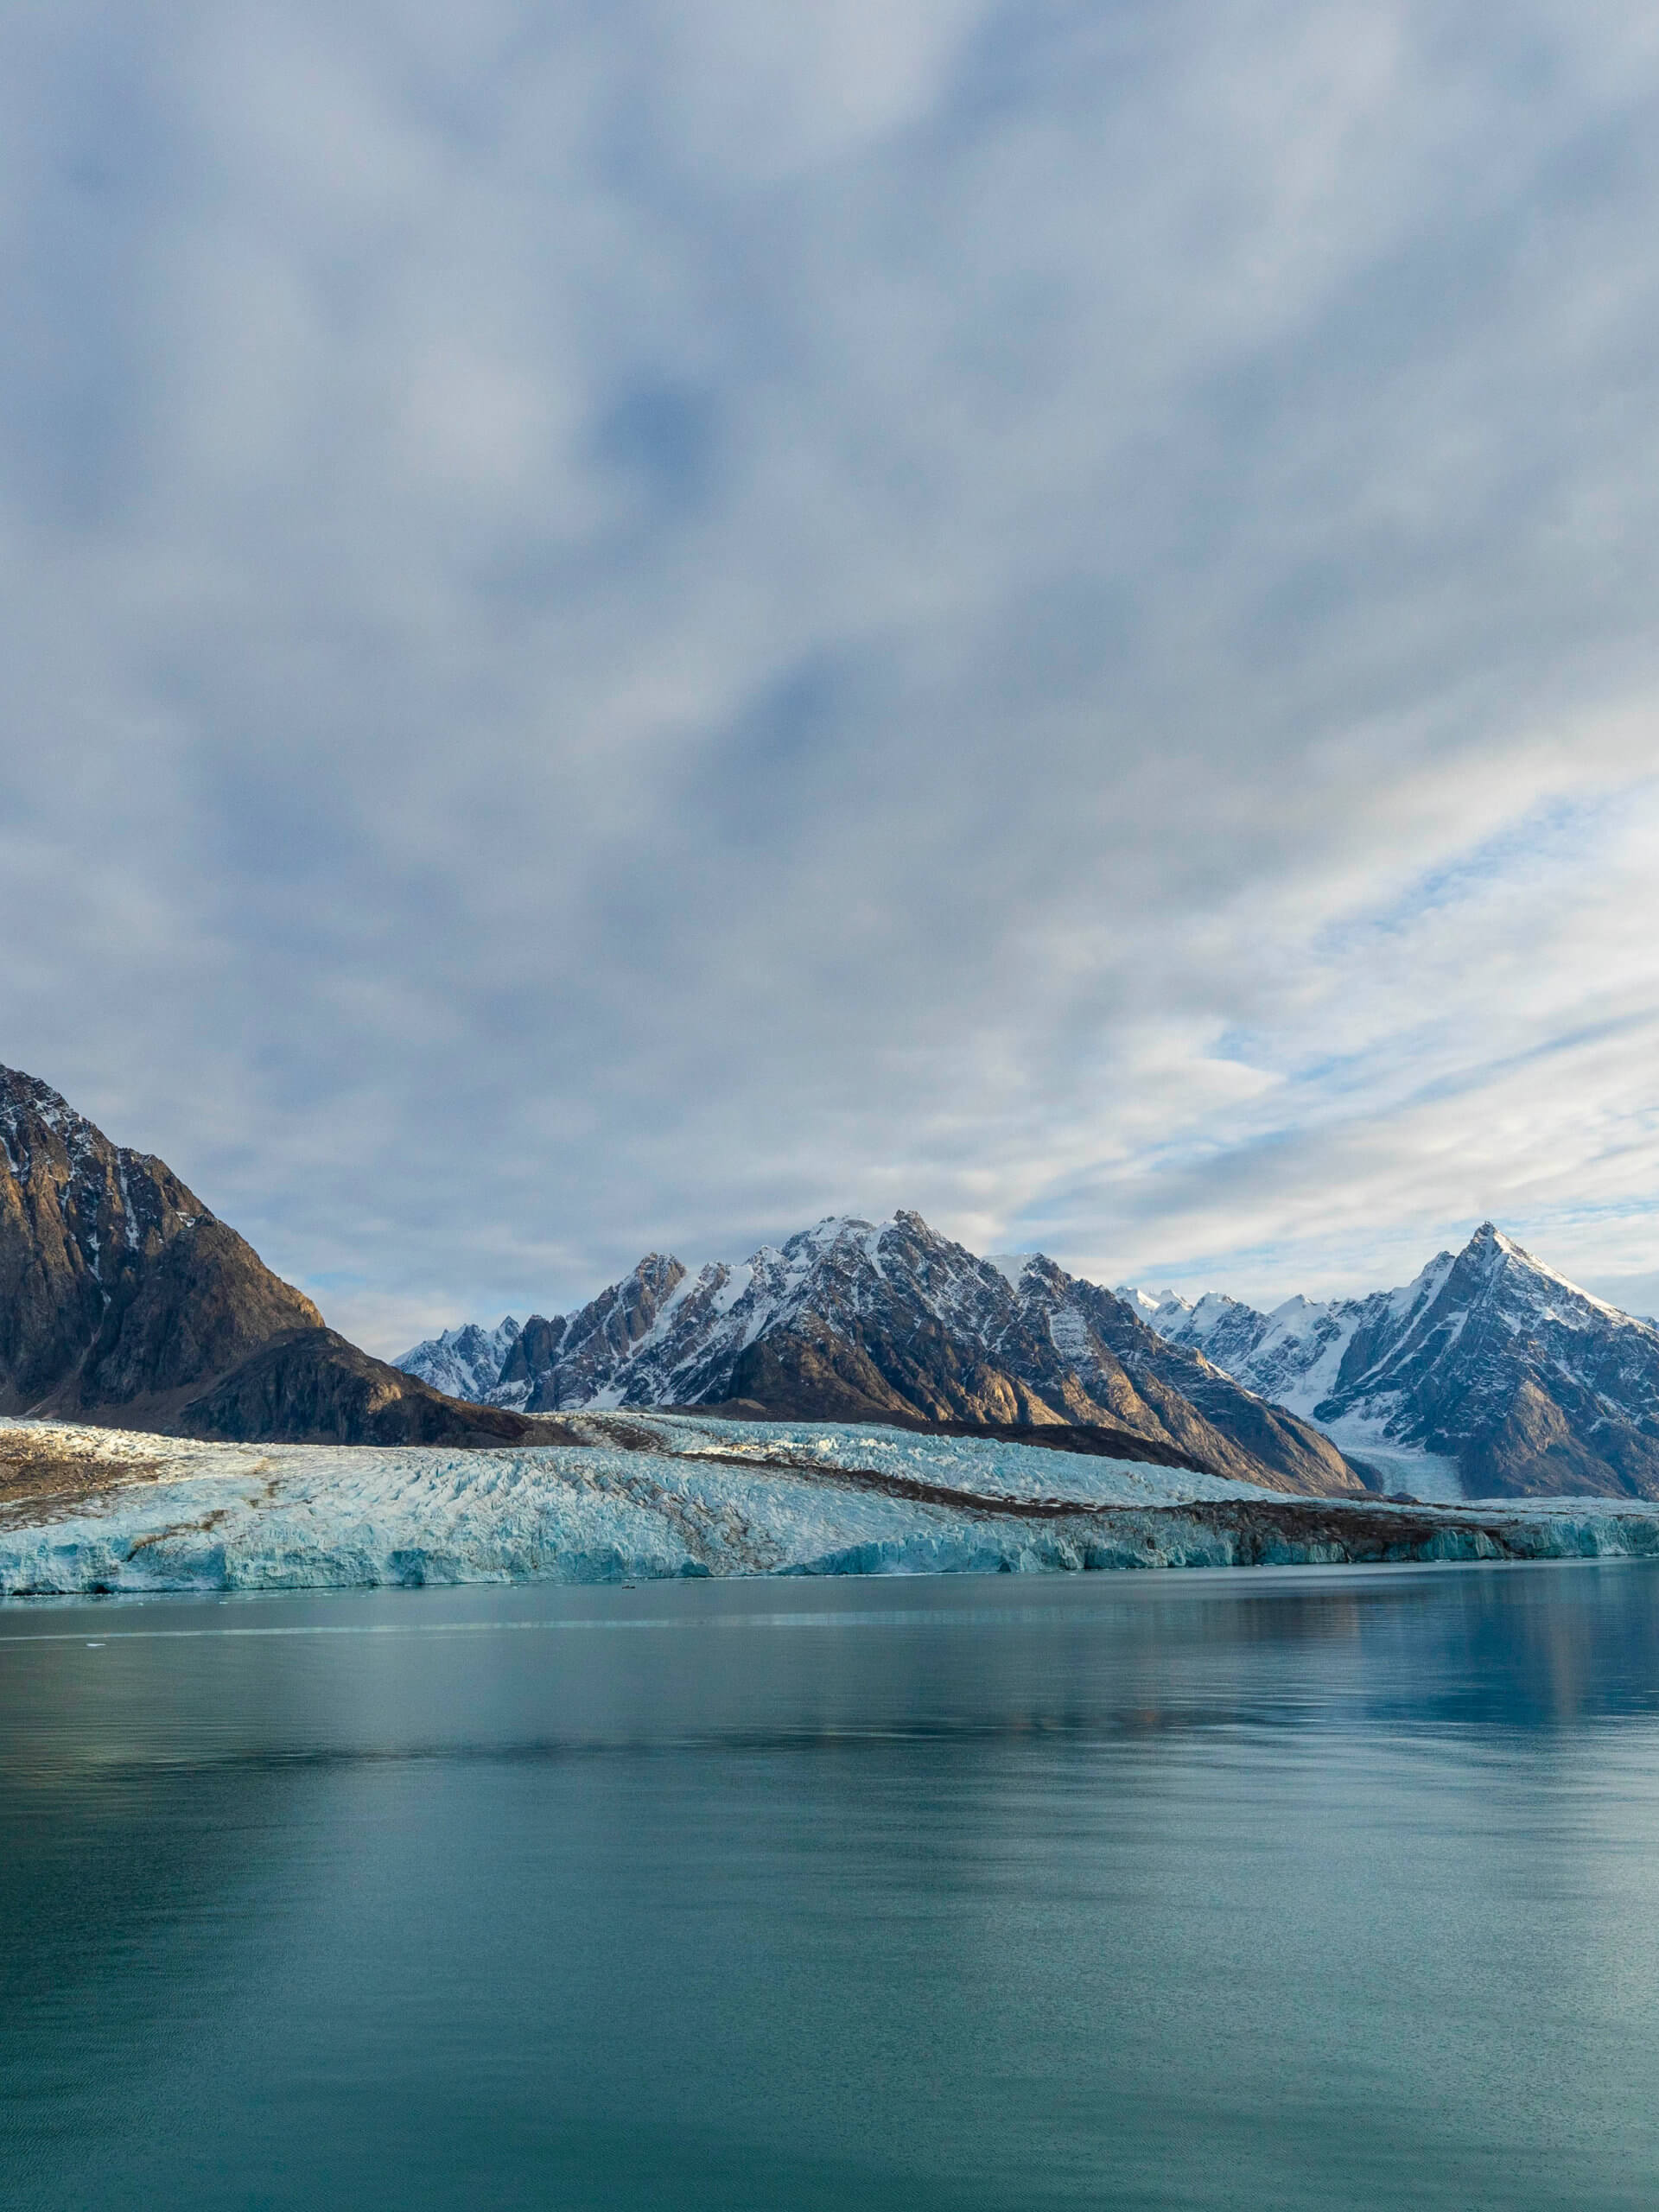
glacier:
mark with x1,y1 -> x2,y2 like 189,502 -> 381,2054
4,1413 -> 1658,1599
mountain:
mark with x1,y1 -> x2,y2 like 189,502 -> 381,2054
175,1326 -> 539,1448
398,1211 -> 1368,1496
403,1317 -> 522,1404
35,1058 -> 1647,1496
0,1065 -> 534,1447
0,1065 -> 325,1420
1121,1224 -> 1659,1500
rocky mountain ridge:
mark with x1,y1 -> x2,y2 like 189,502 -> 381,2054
1120,1224 -> 1659,1499
398,1212 -> 1367,1497
16,1061 -> 1653,1497
0,1065 -> 537,1447
0,1065 -> 324,1421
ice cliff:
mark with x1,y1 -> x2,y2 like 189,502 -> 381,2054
4,1414 -> 1657,1598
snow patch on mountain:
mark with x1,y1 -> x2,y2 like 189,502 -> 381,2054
1122,1226 -> 1659,1499
983,1254 -> 1033,1288
1113,1285 -> 1195,1333
399,1318 -> 521,1403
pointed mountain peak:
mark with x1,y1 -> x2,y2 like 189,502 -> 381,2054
1460,1221 -> 1507,1271
0,1062 -> 73,1109
1466,1222 -> 1549,1267
1440,1222 -> 1639,1331
1459,1221 -> 1530,1271
616,1252 -> 686,1292
0,1063 -> 103,1159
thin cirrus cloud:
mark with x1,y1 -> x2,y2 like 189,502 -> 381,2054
0,1 -> 1657,1352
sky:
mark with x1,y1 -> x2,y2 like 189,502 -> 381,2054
4,0 -> 1659,1351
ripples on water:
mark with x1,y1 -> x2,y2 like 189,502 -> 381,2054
3,1561 -> 1659,2210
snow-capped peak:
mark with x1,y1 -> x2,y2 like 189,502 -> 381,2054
1123,1222 -> 1659,1499
1115,1284 -> 1197,1332
397,1315 -> 523,1403
1463,1222 -> 1631,1325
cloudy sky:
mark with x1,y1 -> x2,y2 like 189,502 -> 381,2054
4,0 -> 1659,1348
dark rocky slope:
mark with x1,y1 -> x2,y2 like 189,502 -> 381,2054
0,1065 -> 533,1448
176,1328 -> 542,1448
0,1065 -> 323,1421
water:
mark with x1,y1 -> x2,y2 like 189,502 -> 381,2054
4,1562 -> 1659,2211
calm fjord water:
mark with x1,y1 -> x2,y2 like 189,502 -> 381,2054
4,1564 -> 1659,2211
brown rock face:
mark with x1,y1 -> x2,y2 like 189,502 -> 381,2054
1459,1373 -> 1659,1499
0,1065 -> 543,1452
176,1328 -> 542,1447
0,1065 -> 322,1421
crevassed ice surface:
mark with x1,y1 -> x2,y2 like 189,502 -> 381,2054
0,1416 -> 1271,1596
3,1414 -> 1658,1596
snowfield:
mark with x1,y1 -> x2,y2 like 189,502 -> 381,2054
4,1414 -> 1659,1598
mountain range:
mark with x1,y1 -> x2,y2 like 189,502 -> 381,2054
0,1065 -> 1352,1488
8,1059 -> 1658,1502
397,1211 -> 1368,1495
1119,1224 -> 1659,1499
407,1218 -> 1659,1503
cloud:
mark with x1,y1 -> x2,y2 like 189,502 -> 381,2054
2,1 -> 1659,1347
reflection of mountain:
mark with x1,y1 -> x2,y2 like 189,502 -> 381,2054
1344,1565 -> 1659,1733
1122,1225 -> 1659,1500
399,1211 -> 1366,1496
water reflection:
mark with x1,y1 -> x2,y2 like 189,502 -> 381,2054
4,1563 -> 1659,2211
